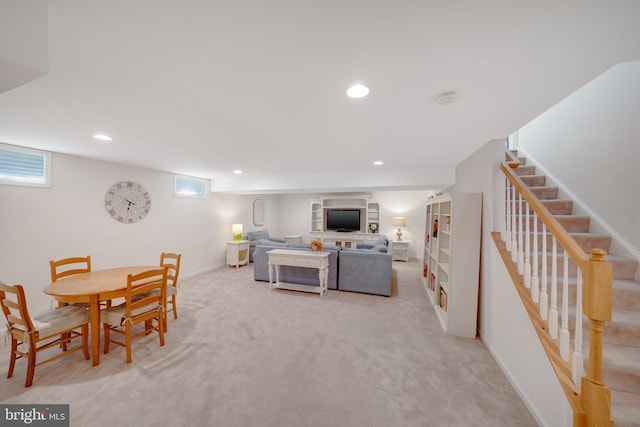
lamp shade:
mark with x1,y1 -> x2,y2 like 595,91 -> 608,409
393,217 -> 406,227
232,224 -> 243,241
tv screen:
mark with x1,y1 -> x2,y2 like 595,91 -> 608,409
326,209 -> 360,232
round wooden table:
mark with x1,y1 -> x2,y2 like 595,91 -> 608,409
44,266 -> 156,366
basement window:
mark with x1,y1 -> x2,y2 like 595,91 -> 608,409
174,174 -> 206,198
0,143 -> 51,187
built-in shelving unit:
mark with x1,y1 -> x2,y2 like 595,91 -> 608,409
422,193 -> 482,338
309,197 -> 382,247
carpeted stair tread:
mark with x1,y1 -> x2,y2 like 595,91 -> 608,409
541,199 -> 574,215
514,199 -> 574,215
562,278 -> 640,311
529,186 -> 558,200
610,389 -> 640,427
520,175 -> 546,187
525,231 -> 612,252
525,214 -> 591,232
513,164 -> 535,176
582,342 -> 640,392
570,308 -> 640,347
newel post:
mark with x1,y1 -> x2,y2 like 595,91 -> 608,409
580,249 -> 613,427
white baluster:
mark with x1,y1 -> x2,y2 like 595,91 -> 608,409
549,237 -> 558,339
560,251 -> 570,361
540,223 -> 548,320
505,179 -> 511,249
511,184 -> 517,262
523,200 -> 531,288
531,211 -> 539,303
517,193 -> 524,274
573,269 -> 584,384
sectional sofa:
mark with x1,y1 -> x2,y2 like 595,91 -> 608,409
252,236 -> 393,297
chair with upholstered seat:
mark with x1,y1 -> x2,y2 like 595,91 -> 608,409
160,252 -> 181,323
0,282 -> 90,387
102,267 -> 167,363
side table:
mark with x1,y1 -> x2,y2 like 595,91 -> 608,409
392,240 -> 410,262
226,240 -> 250,268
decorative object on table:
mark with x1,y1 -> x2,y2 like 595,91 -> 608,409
104,181 -> 151,224
393,217 -> 406,241
232,223 -> 243,241
311,239 -> 323,251
368,221 -> 379,233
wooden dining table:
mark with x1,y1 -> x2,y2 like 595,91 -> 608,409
43,265 -> 156,366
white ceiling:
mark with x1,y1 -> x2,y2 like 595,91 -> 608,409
1,1 -> 639,194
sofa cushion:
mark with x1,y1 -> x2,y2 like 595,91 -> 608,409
288,242 -> 312,249
247,230 -> 270,241
257,238 -> 286,247
373,242 -> 388,253
377,235 -> 390,246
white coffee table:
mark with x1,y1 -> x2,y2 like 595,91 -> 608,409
267,249 -> 330,297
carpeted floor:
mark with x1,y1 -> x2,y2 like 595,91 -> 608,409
0,261 -> 537,427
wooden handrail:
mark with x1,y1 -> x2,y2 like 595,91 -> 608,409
497,157 -> 613,426
501,162 -> 589,269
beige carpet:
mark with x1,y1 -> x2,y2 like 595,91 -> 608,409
0,261 -> 536,427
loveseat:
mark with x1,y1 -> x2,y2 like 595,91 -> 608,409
252,235 -> 393,297
338,236 -> 393,296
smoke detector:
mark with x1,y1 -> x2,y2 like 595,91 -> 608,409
436,91 -> 458,105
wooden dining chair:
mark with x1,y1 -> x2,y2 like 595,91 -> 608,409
101,267 -> 168,363
49,256 -> 92,283
160,252 -> 181,323
0,282 -> 90,387
49,256 -> 92,307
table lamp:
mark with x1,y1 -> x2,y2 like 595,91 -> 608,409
393,217 -> 406,241
232,224 -> 243,241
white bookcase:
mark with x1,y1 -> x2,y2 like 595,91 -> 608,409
422,193 -> 482,338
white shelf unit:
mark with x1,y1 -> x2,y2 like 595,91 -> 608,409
310,200 -> 323,232
422,193 -> 482,338
309,198 -> 381,236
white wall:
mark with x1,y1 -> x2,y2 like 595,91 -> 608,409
518,60 -> 640,261
276,190 -> 431,260
452,139 -> 570,427
0,152 -> 250,315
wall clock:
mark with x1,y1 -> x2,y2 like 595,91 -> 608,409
104,181 -> 151,224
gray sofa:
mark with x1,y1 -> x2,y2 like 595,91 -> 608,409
253,241 -> 339,290
246,230 -> 285,262
338,236 -> 393,296
252,235 -> 393,297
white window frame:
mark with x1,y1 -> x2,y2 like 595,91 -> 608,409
173,174 -> 206,198
0,143 -> 52,188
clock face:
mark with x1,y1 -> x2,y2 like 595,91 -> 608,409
104,181 -> 151,224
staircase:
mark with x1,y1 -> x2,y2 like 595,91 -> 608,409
512,152 -> 640,426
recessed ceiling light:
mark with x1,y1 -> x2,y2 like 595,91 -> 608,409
346,84 -> 370,98
93,134 -> 112,141
373,161 -> 384,166
436,91 -> 458,105
233,170 -> 242,174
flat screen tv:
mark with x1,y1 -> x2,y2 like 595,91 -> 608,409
326,209 -> 360,232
